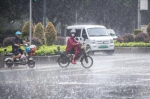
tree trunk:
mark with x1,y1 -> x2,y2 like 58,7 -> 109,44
61,22 -> 66,37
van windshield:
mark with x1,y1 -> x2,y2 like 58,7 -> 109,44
87,28 -> 109,37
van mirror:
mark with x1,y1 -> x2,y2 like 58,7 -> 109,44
110,33 -> 115,36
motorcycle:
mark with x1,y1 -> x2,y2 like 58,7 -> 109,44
4,44 -> 36,68
57,38 -> 93,68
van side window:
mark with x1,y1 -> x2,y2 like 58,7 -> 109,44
75,29 -> 81,37
66,29 -> 81,37
82,29 -> 87,38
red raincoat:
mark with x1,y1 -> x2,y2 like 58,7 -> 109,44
66,36 -> 81,60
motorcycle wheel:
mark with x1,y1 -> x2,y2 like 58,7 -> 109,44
5,59 -> 13,67
28,60 -> 35,68
81,56 -> 93,68
58,55 -> 70,68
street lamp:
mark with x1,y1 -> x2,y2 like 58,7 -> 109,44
76,10 -> 77,25
43,0 -> 46,28
30,0 -> 32,45
137,0 -> 141,29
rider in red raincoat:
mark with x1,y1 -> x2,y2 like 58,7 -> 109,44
66,29 -> 81,64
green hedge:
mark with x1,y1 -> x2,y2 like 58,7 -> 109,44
0,45 -> 66,56
1,42 -> 150,55
115,42 -> 150,47
35,45 -> 66,56
0,46 -> 13,55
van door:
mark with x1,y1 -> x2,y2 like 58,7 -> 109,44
81,29 -> 89,42
81,29 -> 91,50
75,29 -> 81,42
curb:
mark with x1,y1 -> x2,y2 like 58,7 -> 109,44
114,47 -> 150,53
32,55 -> 59,64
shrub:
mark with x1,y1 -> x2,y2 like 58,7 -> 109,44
116,37 -> 123,43
122,33 -> 134,42
0,46 -> 12,54
34,22 -> 45,44
144,38 -> 149,43
3,37 -> 15,46
45,22 -> 57,45
54,36 -> 66,45
135,33 -> 149,42
133,29 -> 143,35
22,21 -> 34,39
32,37 -> 42,46
147,23 -> 150,36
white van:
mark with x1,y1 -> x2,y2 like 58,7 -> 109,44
66,25 -> 114,55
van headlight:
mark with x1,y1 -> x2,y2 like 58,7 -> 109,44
91,40 -> 96,44
110,39 -> 113,43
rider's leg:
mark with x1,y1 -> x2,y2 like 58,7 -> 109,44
19,49 -> 24,55
72,45 -> 81,64
12,54 -> 21,61
71,55 -> 76,64
75,45 -> 81,59
12,49 -> 21,61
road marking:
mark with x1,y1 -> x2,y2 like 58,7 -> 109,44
58,82 -> 101,85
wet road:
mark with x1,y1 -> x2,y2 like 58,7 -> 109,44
0,53 -> 150,99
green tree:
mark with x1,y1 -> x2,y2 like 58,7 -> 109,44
147,23 -> 150,36
22,21 -> 34,39
34,22 -> 45,44
45,22 -> 57,45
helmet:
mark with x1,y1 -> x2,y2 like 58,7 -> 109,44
15,31 -> 21,36
70,29 -> 76,34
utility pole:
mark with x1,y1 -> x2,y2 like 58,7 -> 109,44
43,0 -> 46,28
76,10 -> 77,25
104,10 -> 106,26
137,0 -> 141,29
30,0 -> 32,45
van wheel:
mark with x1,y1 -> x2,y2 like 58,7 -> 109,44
105,50 -> 114,55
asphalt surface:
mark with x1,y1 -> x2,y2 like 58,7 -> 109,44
0,53 -> 150,99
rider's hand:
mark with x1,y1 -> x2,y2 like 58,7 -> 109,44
76,43 -> 79,45
76,42 -> 81,45
78,42 -> 82,45
17,44 -> 23,47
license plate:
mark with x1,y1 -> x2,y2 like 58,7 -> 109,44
99,45 -> 108,48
